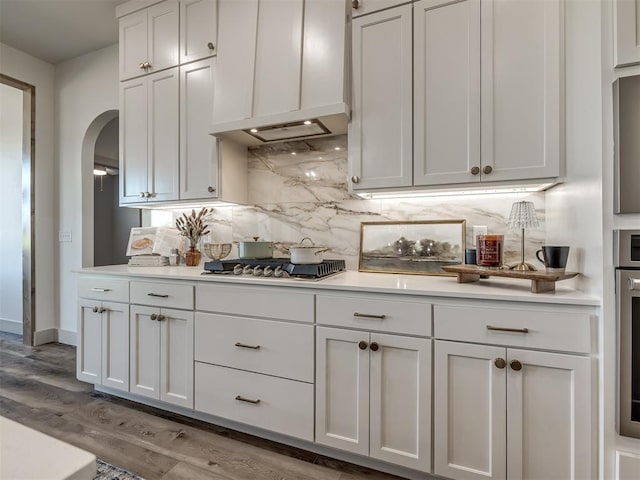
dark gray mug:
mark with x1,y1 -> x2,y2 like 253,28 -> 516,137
536,246 -> 570,272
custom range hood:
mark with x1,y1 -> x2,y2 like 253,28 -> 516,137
209,104 -> 349,147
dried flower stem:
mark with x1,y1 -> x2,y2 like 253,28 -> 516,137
175,208 -> 211,248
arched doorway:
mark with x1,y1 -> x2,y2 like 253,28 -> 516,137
81,111 -> 140,267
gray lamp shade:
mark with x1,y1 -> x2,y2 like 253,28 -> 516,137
507,201 -> 540,229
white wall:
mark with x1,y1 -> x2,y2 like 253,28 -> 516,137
0,83 -> 24,333
0,43 -> 56,344
55,44 -> 119,343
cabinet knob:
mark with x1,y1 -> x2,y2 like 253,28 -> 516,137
98,307 -> 107,314
470,166 -> 480,175
483,165 -> 493,175
369,342 -> 379,352
139,62 -> 146,70
157,314 -> 166,322
207,42 -> 215,51
92,306 -> 99,313
140,192 -> 146,198
351,175 -> 360,184
150,313 -> 158,321
352,0 -> 360,9
146,192 -> 153,198
358,340 -> 368,350
207,186 -> 216,193
510,360 -> 523,371
144,61 -> 151,70
494,357 -> 506,369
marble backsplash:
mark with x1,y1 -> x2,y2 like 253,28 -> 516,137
153,135 -> 545,270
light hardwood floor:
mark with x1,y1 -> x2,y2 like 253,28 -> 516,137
0,333 -> 403,480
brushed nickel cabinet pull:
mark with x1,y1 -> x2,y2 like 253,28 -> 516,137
207,42 -> 215,50
207,186 -> 216,193
351,175 -> 360,184
150,313 -> 158,321
486,325 -> 529,334
91,288 -> 111,292
147,293 -> 169,298
157,314 -> 166,322
353,312 -> 386,319
235,395 -> 260,405
235,342 -> 260,350
92,306 -> 99,313
494,358 -> 506,369
352,0 -> 360,9
98,307 -> 107,314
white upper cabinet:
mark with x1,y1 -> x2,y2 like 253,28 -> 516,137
413,0 -> 480,186
480,0 -> 562,182
120,68 -> 179,204
119,0 -> 179,81
614,0 -> 640,67
179,0 -> 217,64
351,0 -> 410,18
350,4 -> 413,190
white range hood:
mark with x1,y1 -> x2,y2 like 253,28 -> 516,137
209,103 -> 349,146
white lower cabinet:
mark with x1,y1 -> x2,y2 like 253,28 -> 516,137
434,340 -> 593,480
77,299 -> 129,392
315,326 -> 431,472
130,305 -> 194,408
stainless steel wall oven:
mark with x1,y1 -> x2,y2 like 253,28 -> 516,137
615,229 -> 640,439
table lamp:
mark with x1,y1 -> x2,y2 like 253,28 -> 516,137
507,200 -> 540,271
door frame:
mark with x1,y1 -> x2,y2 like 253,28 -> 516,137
0,74 -> 35,346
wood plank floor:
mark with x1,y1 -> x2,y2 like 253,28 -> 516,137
0,333 -> 404,480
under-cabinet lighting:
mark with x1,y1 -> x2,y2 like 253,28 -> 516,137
93,168 -> 107,176
131,201 -> 238,210
354,183 -> 558,200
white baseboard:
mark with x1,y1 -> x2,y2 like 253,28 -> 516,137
57,329 -> 77,346
33,328 -> 56,345
0,318 -> 22,335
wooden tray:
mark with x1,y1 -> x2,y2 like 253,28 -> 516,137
441,265 -> 578,293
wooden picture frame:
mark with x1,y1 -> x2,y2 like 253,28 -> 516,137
359,220 -> 466,275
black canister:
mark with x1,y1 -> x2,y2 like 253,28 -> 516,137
465,248 -> 477,265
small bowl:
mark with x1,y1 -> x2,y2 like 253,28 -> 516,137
202,243 -> 232,261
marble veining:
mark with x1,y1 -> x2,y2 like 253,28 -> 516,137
153,135 -> 546,271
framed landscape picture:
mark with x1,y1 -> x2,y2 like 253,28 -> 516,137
359,220 -> 466,275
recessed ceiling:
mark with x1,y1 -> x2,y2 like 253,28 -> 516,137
0,0 -> 128,65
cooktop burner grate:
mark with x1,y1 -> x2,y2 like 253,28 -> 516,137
203,258 -> 346,278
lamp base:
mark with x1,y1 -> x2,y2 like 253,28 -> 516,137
509,262 -> 537,271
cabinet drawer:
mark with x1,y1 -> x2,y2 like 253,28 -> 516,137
130,281 -> 194,310
195,313 -> 313,383
195,362 -> 314,442
316,293 -> 431,336
196,284 -> 314,323
433,305 -> 593,354
78,277 -> 129,303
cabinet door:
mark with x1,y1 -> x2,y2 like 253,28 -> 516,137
614,0 -> 640,67
101,302 -> 130,392
77,300 -> 102,384
120,77 -> 148,204
147,68 -> 179,202
350,5 -> 413,190
352,0 -> 410,18
252,0 -> 303,117
213,0 -> 259,124
480,0 -> 561,182
413,0 -> 480,186
147,1 -> 179,74
160,308 -> 194,408
506,349 -> 593,480
180,58 -> 219,200
315,327 -> 370,456
369,334 -> 431,472
130,305 -> 161,399
434,340 -> 507,480
180,0 -> 217,64
119,9 -> 148,80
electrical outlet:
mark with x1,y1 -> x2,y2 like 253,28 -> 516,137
472,225 -> 487,246
58,231 -> 72,242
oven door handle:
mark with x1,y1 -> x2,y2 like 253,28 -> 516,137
629,278 -> 640,291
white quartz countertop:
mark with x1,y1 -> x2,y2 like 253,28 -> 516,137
76,265 -> 600,306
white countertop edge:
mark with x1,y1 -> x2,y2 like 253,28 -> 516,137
75,265 -> 601,306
